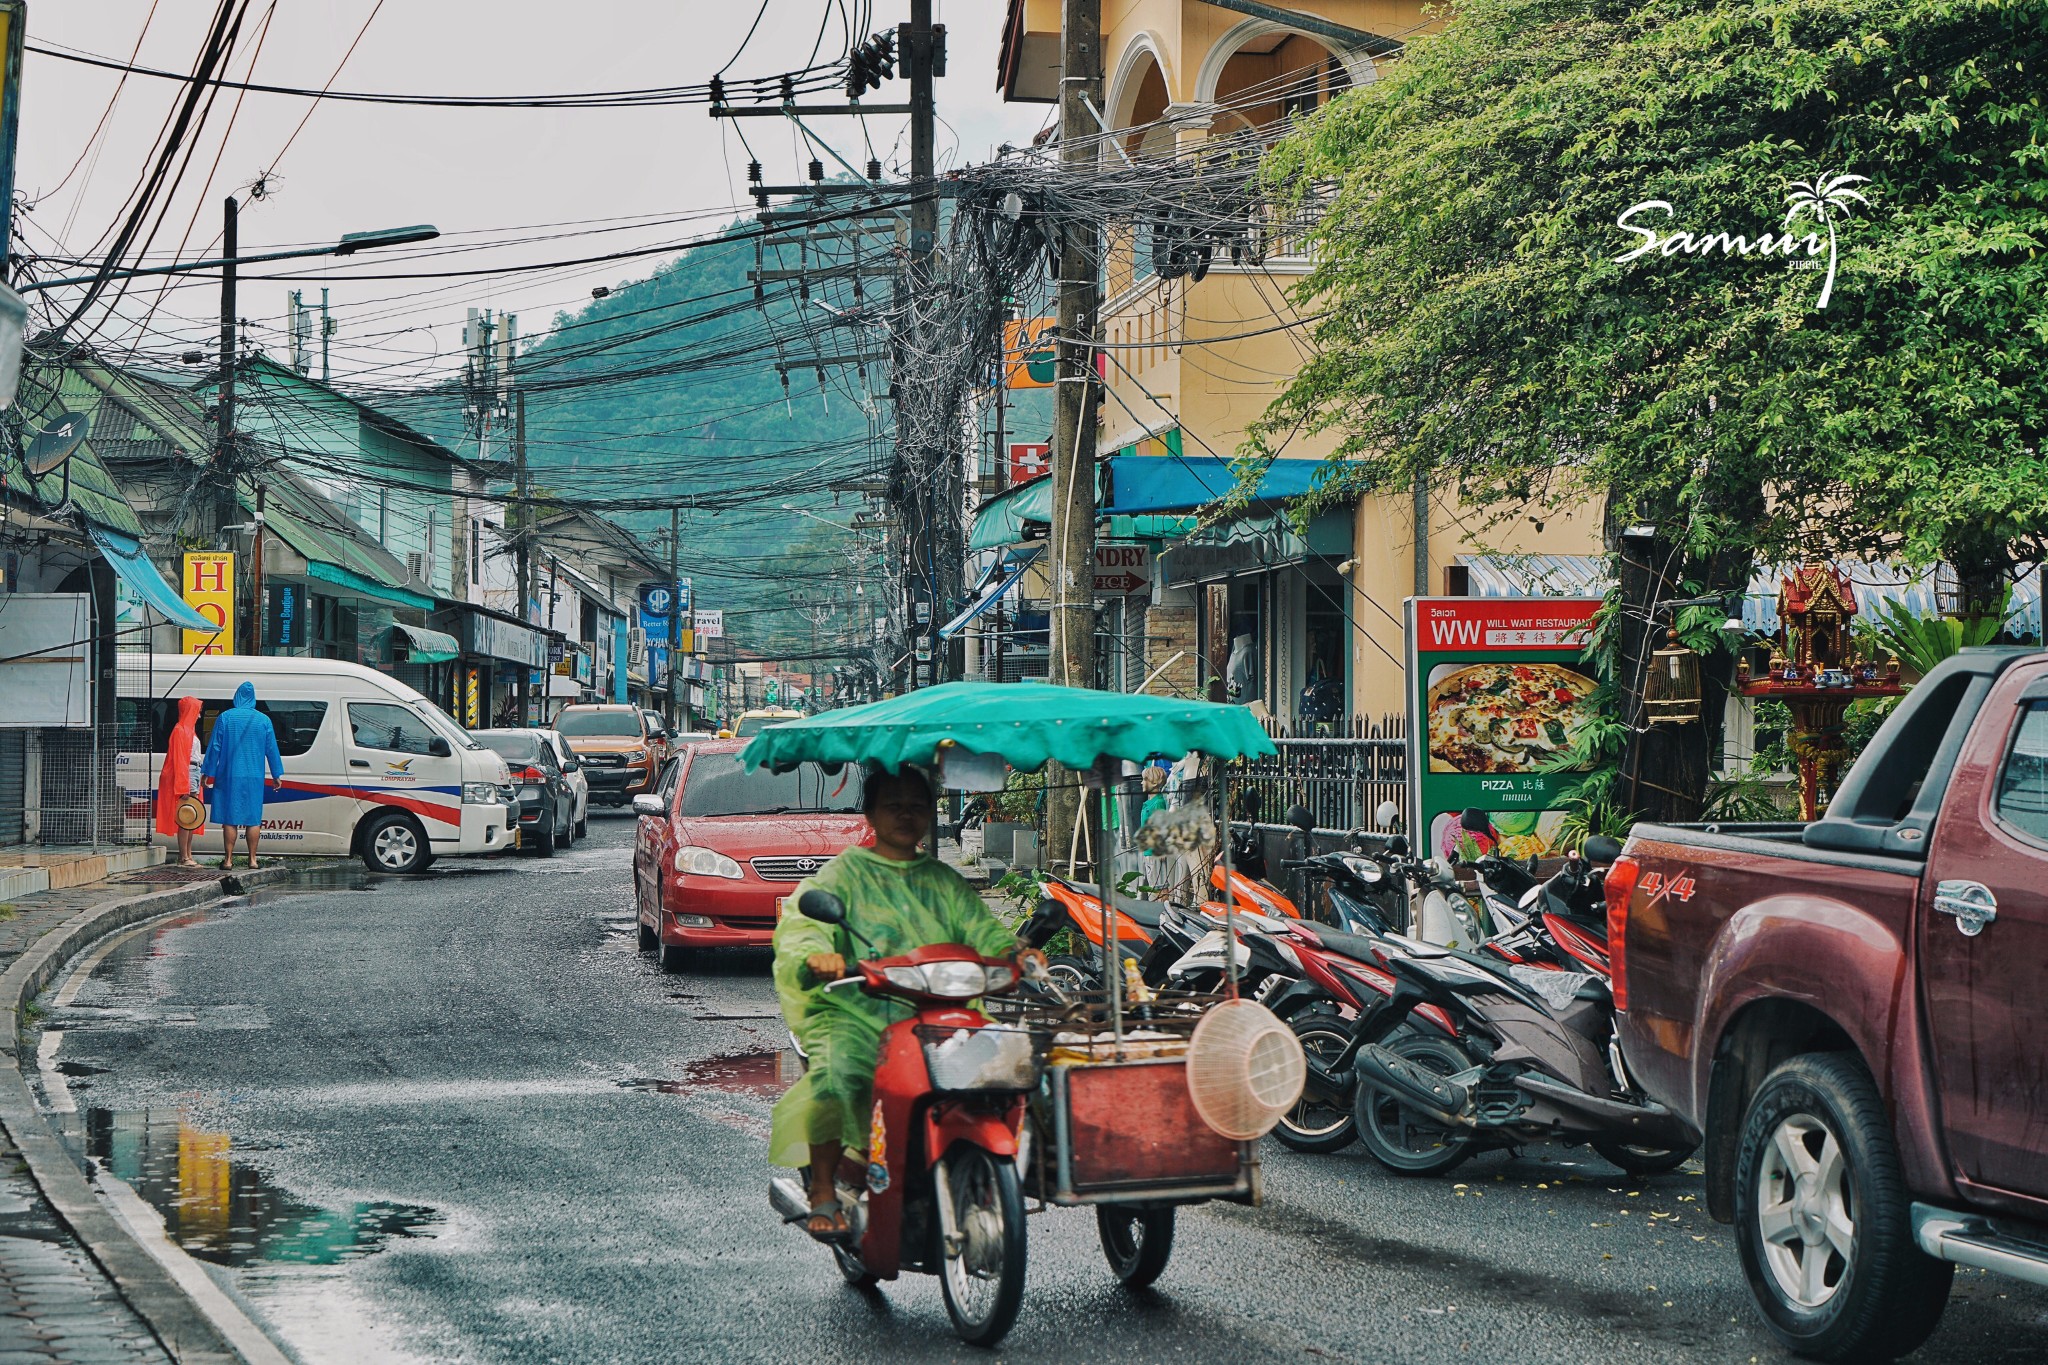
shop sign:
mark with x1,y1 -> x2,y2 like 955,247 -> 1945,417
1404,597 -> 1602,866
693,609 -> 723,639
1007,443 -> 1049,483
267,583 -> 302,649
639,580 -> 691,621
464,612 -> 546,668
1093,543 -> 1150,595
180,552 -> 234,655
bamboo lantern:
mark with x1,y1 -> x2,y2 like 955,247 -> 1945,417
1643,628 -> 1703,725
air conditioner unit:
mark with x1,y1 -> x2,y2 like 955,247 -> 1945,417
406,552 -> 427,580
627,627 -> 647,665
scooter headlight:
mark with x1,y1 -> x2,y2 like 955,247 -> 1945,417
920,960 -> 991,998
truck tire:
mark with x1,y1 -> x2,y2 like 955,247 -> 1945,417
1733,1053 -> 1953,1362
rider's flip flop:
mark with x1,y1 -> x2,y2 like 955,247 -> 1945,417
796,1198 -> 850,1242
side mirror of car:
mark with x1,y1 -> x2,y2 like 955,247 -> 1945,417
428,737 -> 452,758
631,794 -> 665,817
797,888 -> 846,925
563,758 -> 580,772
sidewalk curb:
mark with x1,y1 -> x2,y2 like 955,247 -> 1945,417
0,866 -> 297,1365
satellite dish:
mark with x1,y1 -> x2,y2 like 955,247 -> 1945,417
25,411 -> 91,476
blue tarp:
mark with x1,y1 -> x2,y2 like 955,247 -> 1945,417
86,523 -> 212,631
1103,455 -> 1324,516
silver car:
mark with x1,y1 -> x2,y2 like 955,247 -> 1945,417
536,729 -> 589,838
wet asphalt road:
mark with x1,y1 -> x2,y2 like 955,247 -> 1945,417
31,817 -> 2048,1364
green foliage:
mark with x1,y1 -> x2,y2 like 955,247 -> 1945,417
1252,0 -> 2048,580
1857,592 -> 2010,676
1701,771 -> 1787,822
992,867 -> 1047,914
990,768 -> 1044,824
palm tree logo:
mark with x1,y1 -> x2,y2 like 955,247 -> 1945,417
1783,172 -> 1871,309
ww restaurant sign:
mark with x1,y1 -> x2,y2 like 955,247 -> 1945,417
1404,597 -> 1600,865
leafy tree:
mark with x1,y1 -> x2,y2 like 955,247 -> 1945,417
1253,0 -> 2048,820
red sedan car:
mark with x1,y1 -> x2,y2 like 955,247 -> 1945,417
631,740 -> 870,970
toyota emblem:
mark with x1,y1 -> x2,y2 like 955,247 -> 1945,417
797,858 -> 819,872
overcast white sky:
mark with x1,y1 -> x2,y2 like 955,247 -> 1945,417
16,1 -> 1048,384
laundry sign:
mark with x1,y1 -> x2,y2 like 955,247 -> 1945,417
1092,543 -> 1151,596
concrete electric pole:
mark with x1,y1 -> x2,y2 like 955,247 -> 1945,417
1046,0 -> 1103,861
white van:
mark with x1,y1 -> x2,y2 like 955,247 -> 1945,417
118,655 -> 516,874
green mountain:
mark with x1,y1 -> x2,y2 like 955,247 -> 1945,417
392,220 -> 886,656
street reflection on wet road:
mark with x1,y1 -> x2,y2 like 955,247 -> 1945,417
86,1108 -> 440,1267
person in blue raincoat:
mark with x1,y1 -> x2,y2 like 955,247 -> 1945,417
201,682 -> 284,870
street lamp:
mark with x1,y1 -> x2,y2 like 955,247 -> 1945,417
19,222 -> 441,292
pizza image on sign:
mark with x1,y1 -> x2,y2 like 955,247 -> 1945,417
1426,662 -> 1597,774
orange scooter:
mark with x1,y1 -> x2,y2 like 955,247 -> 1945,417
1019,861 -> 1302,992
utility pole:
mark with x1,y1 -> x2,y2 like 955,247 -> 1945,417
320,287 -> 332,383
667,507 -> 681,731
215,195 -> 240,547
1047,0 -> 1103,858
902,0 -> 939,688
513,386 -> 531,724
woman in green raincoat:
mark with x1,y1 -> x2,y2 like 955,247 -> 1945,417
771,765 -> 1032,1239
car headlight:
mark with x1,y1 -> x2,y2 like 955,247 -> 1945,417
672,845 -> 743,879
626,749 -> 649,763
461,782 -> 498,805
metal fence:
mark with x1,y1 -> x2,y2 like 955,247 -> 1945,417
1234,713 -> 1407,835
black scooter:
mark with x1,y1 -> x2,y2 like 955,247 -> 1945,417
1339,936 -> 1699,1179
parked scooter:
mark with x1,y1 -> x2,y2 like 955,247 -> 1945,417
1342,932 -> 1699,1179
768,889 -> 1042,1346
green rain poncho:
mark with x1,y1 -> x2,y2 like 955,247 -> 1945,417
769,846 -> 1017,1169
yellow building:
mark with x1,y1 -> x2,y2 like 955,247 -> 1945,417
994,1 -> 1603,725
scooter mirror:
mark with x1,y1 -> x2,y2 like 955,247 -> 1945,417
1285,803 -> 1315,839
796,889 -> 846,925
1374,799 -> 1402,832
1581,835 -> 1623,866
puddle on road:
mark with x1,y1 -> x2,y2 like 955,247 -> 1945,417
619,1048 -> 800,1100
86,1108 -> 439,1267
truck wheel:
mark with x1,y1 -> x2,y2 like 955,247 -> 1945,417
1733,1053 -> 1953,1362
359,813 -> 430,875
1355,1033 -> 1475,1177
1592,1140 -> 1696,1179
1273,1007 -> 1357,1154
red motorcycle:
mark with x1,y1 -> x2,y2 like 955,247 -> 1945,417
769,889 -> 1040,1346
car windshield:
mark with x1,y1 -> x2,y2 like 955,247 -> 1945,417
678,753 -> 862,817
475,733 -> 542,763
414,698 -> 483,749
556,710 -> 641,738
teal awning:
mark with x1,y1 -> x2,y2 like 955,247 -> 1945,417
740,680 -> 1277,775
86,523 -> 211,631
305,560 -> 437,611
386,621 -> 460,663
967,476 -> 1052,552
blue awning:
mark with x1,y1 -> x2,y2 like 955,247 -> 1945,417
940,548 -> 1040,639
87,523 -> 211,631
1104,455 -> 1325,515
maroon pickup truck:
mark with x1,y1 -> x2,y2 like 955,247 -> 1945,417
1608,648 -> 2048,1362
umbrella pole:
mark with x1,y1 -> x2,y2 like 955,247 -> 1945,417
1098,758 -> 1123,1051
1220,763 -> 1239,1000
